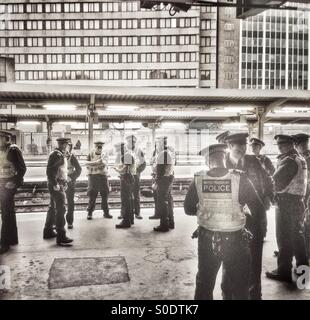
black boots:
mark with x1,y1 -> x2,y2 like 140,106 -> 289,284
104,213 -> 113,219
265,269 -> 292,283
115,220 -> 131,229
153,225 -> 169,232
87,212 -> 93,220
56,233 -> 73,246
43,228 -> 57,239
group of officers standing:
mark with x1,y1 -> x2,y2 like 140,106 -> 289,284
1,128 -> 310,300
43,134 -> 176,245
185,131 -> 310,300
0,130 -> 176,252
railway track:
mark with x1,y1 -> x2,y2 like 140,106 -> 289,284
15,178 -> 191,213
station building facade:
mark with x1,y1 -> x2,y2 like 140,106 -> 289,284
240,2 -> 310,90
0,0 -> 221,88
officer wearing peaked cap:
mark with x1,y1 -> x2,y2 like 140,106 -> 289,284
125,134 -> 146,220
250,138 -> 275,177
266,134 -> 309,282
44,139 -> 82,232
152,136 -> 175,232
149,136 -> 176,222
0,131 -> 26,254
65,140 -> 82,229
223,132 -> 274,300
85,140 -> 111,220
114,142 -> 136,228
293,133 -> 310,258
184,143 -> 265,300
45,137 -> 73,245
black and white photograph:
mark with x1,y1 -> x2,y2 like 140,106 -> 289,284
1,0 -> 310,307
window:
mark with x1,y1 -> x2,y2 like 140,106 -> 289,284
64,3 -> 81,13
224,23 -> 235,31
200,70 -> 211,80
201,53 -> 211,64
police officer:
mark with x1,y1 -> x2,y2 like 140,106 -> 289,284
65,140 -> 82,229
293,133 -> 310,258
153,136 -> 175,232
85,141 -> 112,220
184,144 -> 265,300
223,133 -> 274,300
43,139 -> 82,236
149,140 -> 161,220
250,138 -> 275,177
266,135 -> 309,282
114,142 -> 136,228
45,137 -> 73,245
0,131 -> 26,254
125,134 -> 146,220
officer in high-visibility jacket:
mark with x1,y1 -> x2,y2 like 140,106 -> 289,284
293,133 -> 310,258
250,138 -> 275,177
0,130 -> 26,254
65,141 -> 82,229
43,139 -> 82,234
45,137 -> 73,246
114,142 -> 136,228
85,141 -> 112,220
153,136 -> 175,232
125,134 -> 146,220
222,132 -> 274,300
184,144 -> 265,300
266,135 -> 309,282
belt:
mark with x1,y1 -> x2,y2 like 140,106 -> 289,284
199,227 -> 244,240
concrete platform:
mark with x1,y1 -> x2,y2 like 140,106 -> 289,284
0,207 -> 309,300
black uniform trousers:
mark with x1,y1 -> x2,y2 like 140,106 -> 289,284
276,194 -> 309,276
195,227 -> 251,300
0,183 -> 18,246
120,177 -> 134,224
65,181 -> 76,225
221,213 -> 266,300
45,180 -> 76,228
87,174 -> 109,215
131,174 -> 141,216
45,184 -> 67,236
153,187 -> 160,218
157,175 -> 174,228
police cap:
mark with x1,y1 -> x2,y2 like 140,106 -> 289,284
199,144 -> 227,157
274,135 -> 295,144
216,131 -> 230,143
56,137 -> 71,144
249,137 -> 265,147
291,133 -> 310,144
224,133 -> 249,145
94,141 -> 105,145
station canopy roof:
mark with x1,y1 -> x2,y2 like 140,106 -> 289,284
0,83 -> 310,123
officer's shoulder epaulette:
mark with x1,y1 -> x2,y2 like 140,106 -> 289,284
228,169 -> 247,176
